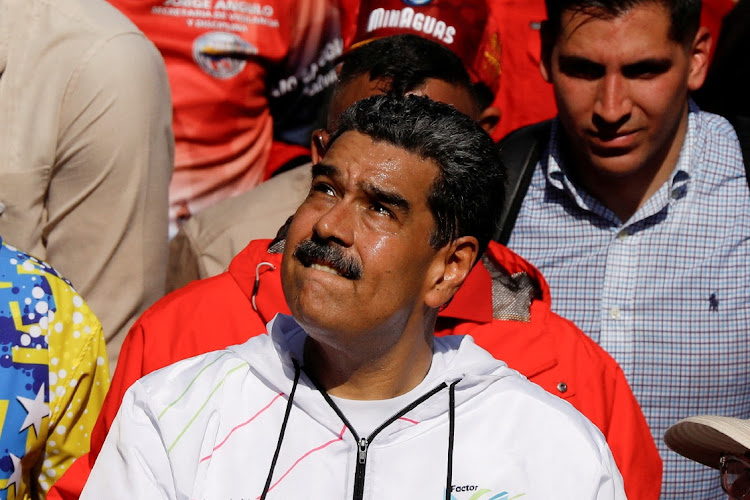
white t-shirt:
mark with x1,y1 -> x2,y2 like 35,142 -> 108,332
328,356 -> 445,437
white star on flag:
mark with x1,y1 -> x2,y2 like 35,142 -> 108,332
4,453 -> 22,495
17,384 -> 50,436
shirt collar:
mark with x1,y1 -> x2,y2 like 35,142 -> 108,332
544,102 -> 699,224
545,120 -> 612,218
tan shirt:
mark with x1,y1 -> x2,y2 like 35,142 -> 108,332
167,165 -> 311,292
0,0 -> 174,366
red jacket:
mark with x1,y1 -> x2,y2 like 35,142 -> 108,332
51,239 -> 661,499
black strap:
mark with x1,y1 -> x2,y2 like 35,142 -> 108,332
260,360 -> 301,500
493,120 -> 552,245
444,380 -> 459,500
727,114 -> 750,193
493,115 -> 750,245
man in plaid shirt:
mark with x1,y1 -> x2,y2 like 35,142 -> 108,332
504,0 -> 750,498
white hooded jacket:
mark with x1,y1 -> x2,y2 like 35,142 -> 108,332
83,314 -> 626,499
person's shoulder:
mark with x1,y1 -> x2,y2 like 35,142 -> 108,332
693,107 -> 746,156
0,239 -> 62,280
15,0 -> 164,92
691,108 -> 748,185
538,304 -> 621,374
497,120 -> 553,157
0,238 -> 105,356
0,240 -> 80,300
138,271 -> 248,329
23,0 -> 142,39
167,167 -> 309,283
481,368 -> 610,453
453,334 -> 607,445
696,108 -> 742,140
133,334 -> 272,404
180,166 -> 312,251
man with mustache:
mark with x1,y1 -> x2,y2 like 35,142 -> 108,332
165,34 -> 491,289
500,0 -> 750,497
49,34 -> 659,500
293,238 -> 363,281
81,94 -> 626,499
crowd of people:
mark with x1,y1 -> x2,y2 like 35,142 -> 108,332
0,0 -> 748,498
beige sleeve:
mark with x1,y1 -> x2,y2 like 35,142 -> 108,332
47,32 -> 174,366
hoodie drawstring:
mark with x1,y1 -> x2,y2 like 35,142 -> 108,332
251,262 -> 276,312
445,380 -> 459,500
260,360 -> 301,499
260,361 -> 462,499
309,369 -> 461,500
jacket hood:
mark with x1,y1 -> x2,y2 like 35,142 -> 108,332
227,313 -> 516,440
227,239 -> 550,327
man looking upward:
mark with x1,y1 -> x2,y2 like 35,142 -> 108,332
82,95 -> 625,499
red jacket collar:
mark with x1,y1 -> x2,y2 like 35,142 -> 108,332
228,239 -> 551,326
228,239 -> 288,323
440,241 -> 551,323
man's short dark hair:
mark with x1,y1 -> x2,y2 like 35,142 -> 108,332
543,0 -> 701,47
336,34 -> 479,111
328,94 -> 504,259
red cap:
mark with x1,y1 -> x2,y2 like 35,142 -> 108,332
349,0 -> 501,95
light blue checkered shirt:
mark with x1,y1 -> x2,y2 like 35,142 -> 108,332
508,103 -> 750,499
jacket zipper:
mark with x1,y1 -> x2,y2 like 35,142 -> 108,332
305,370 -> 448,500
352,437 -> 369,500
349,383 -> 447,500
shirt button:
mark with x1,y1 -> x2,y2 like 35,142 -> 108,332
557,382 -> 568,393
610,306 -> 621,319
671,189 -> 680,199
618,229 -> 629,240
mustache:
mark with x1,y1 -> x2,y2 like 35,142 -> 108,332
293,239 -> 363,280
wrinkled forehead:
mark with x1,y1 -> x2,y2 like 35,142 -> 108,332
319,130 -> 440,213
324,130 -> 438,179
327,74 -> 478,130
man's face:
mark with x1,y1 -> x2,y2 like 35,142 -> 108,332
282,130 -> 446,349
542,3 -> 707,181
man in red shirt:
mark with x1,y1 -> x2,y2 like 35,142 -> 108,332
108,0 -> 343,234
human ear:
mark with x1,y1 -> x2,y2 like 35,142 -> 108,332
424,236 -> 480,309
687,27 -> 712,92
478,106 -> 502,134
310,129 -> 330,164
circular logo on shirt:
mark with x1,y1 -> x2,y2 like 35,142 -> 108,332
401,0 -> 433,5
192,32 -> 257,79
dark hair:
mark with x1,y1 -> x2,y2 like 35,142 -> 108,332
543,0 -> 701,47
328,94 -> 505,259
336,34 -> 479,110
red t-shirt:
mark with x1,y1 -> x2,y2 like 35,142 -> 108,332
108,0 -> 342,229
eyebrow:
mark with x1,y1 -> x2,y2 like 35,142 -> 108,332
365,183 -> 411,214
311,162 -> 336,179
312,162 -> 411,214
558,54 -> 673,76
558,55 -> 604,76
622,58 -> 673,75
